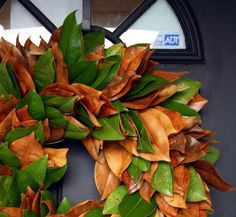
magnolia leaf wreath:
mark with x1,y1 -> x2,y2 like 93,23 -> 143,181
0,12 -> 234,217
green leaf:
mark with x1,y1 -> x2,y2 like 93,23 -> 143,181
57,197 -> 73,214
127,163 -> 142,183
22,210 -> 38,217
186,166 -> 207,202
84,30 -> 105,55
64,119 -> 90,140
84,208 -> 104,217
40,190 -> 54,217
16,90 -> 45,120
131,157 -> 150,172
76,106 -> 95,128
0,213 -> 8,217
125,74 -> 168,101
200,145 -> 220,164
92,115 -> 125,140
160,100 -> 201,120
5,122 -> 45,145
0,84 -> 9,100
119,192 -> 156,217
34,50 -> 55,92
0,63 -> 19,99
6,64 -> 21,99
120,113 -> 136,137
105,43 -> 125,57
103,185 -> 128,215
129,110 -> 153,153
14,169 -> 38,193
23,155 -> 48,184
0,143 -> 20,168
91,61 -> 116,89
170,78 -> 202,104
95,55 -> 121,90
45,106 -> 66,128
71,60 -> 97,84
41,95 -> 77,114
112,100 -> 129,113
151,161 -> 173,197
44,165 -> 67,189
59,11 -> 84,80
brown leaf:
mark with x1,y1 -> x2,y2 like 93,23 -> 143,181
49,27 -> 61,47
41,200 -> 56,215
94,152 -> 120,200
193,160 -> 235,192
0,165 -> 13,176
169,132 -> 186,153
71,83 -> 117,117
170,151 -> 185,167
156,194 -> 178,216
9,132 -> 44,169
150,70 -> 188,82
51,43 -> 69,84
0,109 -> 14,140
48,126 -> 64,143
0,207 -> 22,217
184,125 -> 213,139
82,136 -> 102,161
138,110 -> 170,162
137,50 -> 155,75
121,171 -> 143,194
103,142 -> 132,179
67,116 -> 90,132
143,162 -> 158,183
44,148 -> 68,167
139,181 -> 155,203
0,96 -> 19,122
188,93 -> 208,112
156,106 -> 198,132
176,203 -> 199,217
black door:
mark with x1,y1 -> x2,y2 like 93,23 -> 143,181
58,1 -> 236,216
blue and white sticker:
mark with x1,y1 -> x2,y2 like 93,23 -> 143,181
151,33 -> 185,49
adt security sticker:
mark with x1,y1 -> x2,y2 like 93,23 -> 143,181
151,33 -> 184,49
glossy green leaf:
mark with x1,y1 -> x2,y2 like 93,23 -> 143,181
91,61 -> 116,89
16,90 -> 45,120
127,163 -> 142,183
120,113 -> 136,137
170,78 -> 202,104
5,122 -> 44,145
0,143 -> 20,168
92,115 -> 125,140
45,106 -> 66,128
0,213 -> 8,217
0,84 -> 9,100
41,95 -> 77,114
76,106 -> 95,128
57,197 -> 73,214
6,173 -> 21,206
112,100 -> 129,113
200,145 -> 220,164
151,161 -> 173,197
59,11 -> 84,79
22,210 -> 37,217
44,165 -> 67,189
129,110 -> 153,153
14,169 -> 38,193
125,74 -> 168,101
0,63 -> 19,99
64,120 -> 90,140
71,60 -> 97,84
119,192 -> 156,217
103,185 -> 128,215
132,157 -> 150,172
34,50 -> 55,92
186,166 -> 207,202
84,208 -> 104,217
84,30 -> 105,55
105,43 -> 125,57
23,155 -> 48,184
95,55 -> 121,90
6,64 -> 21,99
40,190 -> 54,217
160,100 -> 201,120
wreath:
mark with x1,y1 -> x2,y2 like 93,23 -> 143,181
0,12 -> 234,217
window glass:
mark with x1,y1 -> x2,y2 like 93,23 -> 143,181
120,0 -> 186,49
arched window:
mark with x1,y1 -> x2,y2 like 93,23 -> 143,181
0,0 -> 204,63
